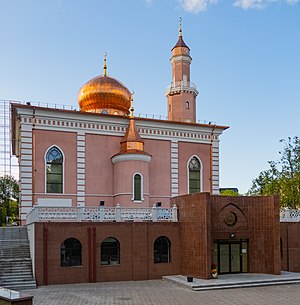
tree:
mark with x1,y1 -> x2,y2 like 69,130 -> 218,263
248,137 -> 300,208
220,189 -> 239,196
0,175 -> 19,226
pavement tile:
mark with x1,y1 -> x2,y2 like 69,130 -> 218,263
21,280 -> 300,305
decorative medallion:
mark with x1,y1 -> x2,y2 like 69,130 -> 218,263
224,211 -> 237,227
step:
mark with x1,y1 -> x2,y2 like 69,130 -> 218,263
193,279 -> 300,291
0,259 -> 31,267
1,282 -> 37,290
0,275 -> 34,286
0,226 -> 36,290
0,268 -> 32,278
0,268 -> 32,277
0,274 -> 34,279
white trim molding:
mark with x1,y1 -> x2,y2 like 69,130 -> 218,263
111,153 -> 152,164
171,140 -> 179,197
77,132 -> 86,207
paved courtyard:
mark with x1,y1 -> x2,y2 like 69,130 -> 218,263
23,280 -> 300,305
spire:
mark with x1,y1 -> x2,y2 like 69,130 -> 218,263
129,91 -> 134,118
179,17 -> 182,37
120,94 -> 145,153
172,18 -> 190,51
103,52 -> 107,76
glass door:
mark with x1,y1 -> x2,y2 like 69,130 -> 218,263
230,243 -> 241,273
215,240 -> 248,274
219,244 -> 230,273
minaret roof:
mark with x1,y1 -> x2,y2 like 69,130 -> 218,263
121,117 -> 143,147
118,96 -> 150,155
172,35 -> 190,51
171,17 -> 190,51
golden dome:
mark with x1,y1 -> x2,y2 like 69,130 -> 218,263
78,75 -> 131,115
78,54 -> 131,115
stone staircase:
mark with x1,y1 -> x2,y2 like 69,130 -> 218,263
0,227 -> 36,290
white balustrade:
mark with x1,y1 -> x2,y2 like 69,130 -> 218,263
165,80 -> 199,96
280,209 -> 300,222
26,205 -> 177,224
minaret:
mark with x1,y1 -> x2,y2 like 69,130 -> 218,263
166,18 -> 198,123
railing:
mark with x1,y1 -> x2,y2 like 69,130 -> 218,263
280,209 -> 300,222
165,80 -> 199,95
6,100 -> 217,125
26,204 -> 178,224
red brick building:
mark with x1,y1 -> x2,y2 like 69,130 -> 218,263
27,193 -> 281,286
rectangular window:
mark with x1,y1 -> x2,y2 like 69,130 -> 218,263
47,164 -> 63,193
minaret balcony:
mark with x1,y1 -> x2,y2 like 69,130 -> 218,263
165,80 -> 199,96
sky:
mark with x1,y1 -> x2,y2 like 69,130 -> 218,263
0,0 -> 299,194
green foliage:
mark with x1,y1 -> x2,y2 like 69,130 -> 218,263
248,137 -> 300,208
0,175 -> 19,226
220,189 -> 239,196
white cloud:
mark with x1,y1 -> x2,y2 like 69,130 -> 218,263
144,0 -> 299,12
233,0 -> 299,9
177,0 -> 219,13
145,0 -> 154,6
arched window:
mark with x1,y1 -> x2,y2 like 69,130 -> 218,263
46,146 -> 63,193
133,173 -> 142,201
154,236 -> 171,263
101,237 -> 120,265
186,101 -> 190,109
188,156 -> 201,194
61,238 -> 82,267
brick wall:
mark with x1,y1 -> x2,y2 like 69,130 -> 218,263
281,222 -> 300,272
209,195 -> 281,275
172,193 -> 281,279
172,192 -> 211,279
34,222 -> 180,286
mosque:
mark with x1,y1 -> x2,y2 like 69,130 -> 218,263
10,24 -> 283,285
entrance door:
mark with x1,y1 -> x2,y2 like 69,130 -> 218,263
215,240 -> 248,274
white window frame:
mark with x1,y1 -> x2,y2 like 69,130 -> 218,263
187,155 -> 203,194
132,172 -> 144,202
44,145 -> 65,194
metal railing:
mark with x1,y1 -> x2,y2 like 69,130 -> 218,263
26,204 -> 178,224
165,80 -> 199,95
280,209 -> 300,222
5,99 -> 217,125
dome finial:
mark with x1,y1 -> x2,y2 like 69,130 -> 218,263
103,52 -> 107,76
179,17 -> 182,37
129,91 -> 134,118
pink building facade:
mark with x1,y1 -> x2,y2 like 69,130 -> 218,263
12,26 -> 228,224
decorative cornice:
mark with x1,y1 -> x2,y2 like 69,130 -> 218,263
170,54 -> 192,64
111,153 -> 152,164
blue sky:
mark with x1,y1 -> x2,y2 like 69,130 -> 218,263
1,0 -> 299,193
